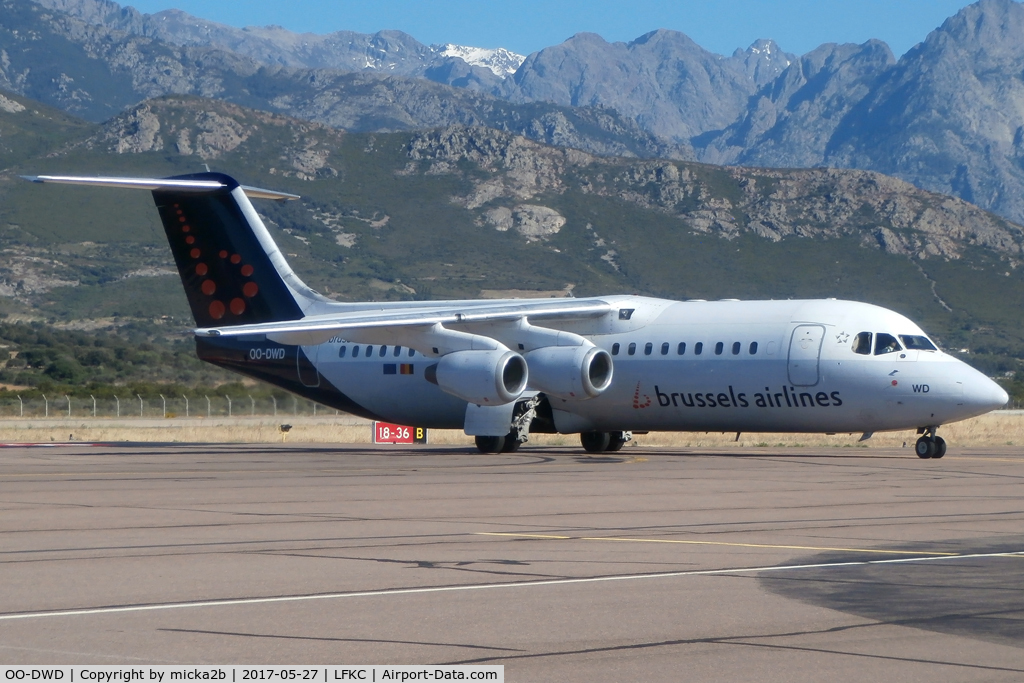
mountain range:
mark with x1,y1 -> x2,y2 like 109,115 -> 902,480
12,0 -> 1024,229
2,92 -> 1024,375
3,0 -> 1024,374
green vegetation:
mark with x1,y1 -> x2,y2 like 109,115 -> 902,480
0,319 -> 246,398
0,92 -> 1023,403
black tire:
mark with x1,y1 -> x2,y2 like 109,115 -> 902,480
915,437 -> 935,459
501,434 -> 522,452
606,431 -> 628,452
475,435 -> 506,454
580,431 -> 611,453
932,436 -> 947,459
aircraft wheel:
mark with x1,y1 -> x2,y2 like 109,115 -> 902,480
932,436 -> 947,459
475,435 -> 506,454
501,434 -> 522,452
581,431 -> 611,453
606,431 -> 629,452
915,437 -> 935,459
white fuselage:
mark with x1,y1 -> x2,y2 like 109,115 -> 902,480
305,296 -> 1007,434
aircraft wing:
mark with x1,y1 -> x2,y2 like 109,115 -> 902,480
195,298 -> 614,346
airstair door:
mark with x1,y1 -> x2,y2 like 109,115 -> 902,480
788,325 -> 825,386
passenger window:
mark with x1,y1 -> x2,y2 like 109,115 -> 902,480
694,342 -> 703,356
628,342 -> 636,356
852,332 -> 872,355
352,345 -> 360,358
749,342 -> 758,355
874,333 -> 902,355
379,346 -> 387,357
677,342 -> 686,355
715,342 -> 724,355
899,335 -> 937,351
394,346 -> 402,356
731,342 -> 741,355
644,342 -> 653,356
612,343 -> 620,355
366,345 -> 374,356
409,348 -> 415,357
661,342 -> 669,355
338,346 -> 347,358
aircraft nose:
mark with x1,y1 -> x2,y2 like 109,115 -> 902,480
964,373 -> 1009,413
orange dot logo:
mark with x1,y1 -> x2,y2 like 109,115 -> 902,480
243,282 -> 259,297
196,263 -> 208,276
182,225 -> 190,233
185,236 -> 195,245
208,301 -> 225,319
190,248 -> 201,259
230,254 -> 241,264
201,280 -> 216,296
230,298 -> 245,315
632,382 -> 652,409
179,216 -> 186,223
219,250 -> 228,258
240,264 -> 254,277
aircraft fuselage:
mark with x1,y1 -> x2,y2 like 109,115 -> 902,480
198,295 -> 1006,436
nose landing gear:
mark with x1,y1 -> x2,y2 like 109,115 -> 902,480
915,426 -> 946,459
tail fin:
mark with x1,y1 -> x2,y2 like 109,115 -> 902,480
26,172 -> 328,327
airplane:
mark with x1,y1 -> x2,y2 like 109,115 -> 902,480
24,172 -> 1009,458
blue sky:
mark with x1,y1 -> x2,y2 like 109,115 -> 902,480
123,0 -> 974,58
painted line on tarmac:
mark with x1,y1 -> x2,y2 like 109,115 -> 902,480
0,550 -> 1020,622
476,532 -> 961,556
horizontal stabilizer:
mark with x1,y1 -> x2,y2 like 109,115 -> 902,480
22,175 -> 300,201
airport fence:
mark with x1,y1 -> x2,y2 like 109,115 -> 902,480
0,394 -> 341,419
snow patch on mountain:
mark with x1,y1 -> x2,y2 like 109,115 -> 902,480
434,44 -> 525,78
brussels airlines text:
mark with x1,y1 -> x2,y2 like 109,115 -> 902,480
655,385 -> 843,409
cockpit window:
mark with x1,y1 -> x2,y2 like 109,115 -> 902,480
852,332 -> 872,355
899,335 -> 937,351
874,333 -> 902,355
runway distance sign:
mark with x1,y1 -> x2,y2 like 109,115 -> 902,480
373,422 -> 427,444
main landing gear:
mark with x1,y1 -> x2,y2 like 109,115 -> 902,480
580,430 -> 632,453
475,435 -> 508,454
473,396 -> 540,454
915,426 -> 946,459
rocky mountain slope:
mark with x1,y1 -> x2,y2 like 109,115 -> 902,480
824,0 -> 1024,231
0,0 -> 683,160
503,31 -> 791,142
3,93 -> 1024,370
17,0 -> 1024,230
31,0 -> 517,90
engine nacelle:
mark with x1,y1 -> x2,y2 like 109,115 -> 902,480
425,349 -> 528,405
526,345 -> 613,400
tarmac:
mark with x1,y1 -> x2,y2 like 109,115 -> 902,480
1,442 -> 1022,681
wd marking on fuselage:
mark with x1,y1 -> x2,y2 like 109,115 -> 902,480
913,384 -> 930,393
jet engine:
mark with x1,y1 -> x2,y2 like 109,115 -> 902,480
525,345 -> 613,400
425,349 -> 528,405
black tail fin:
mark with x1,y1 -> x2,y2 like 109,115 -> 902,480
151,172 -> 316,327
